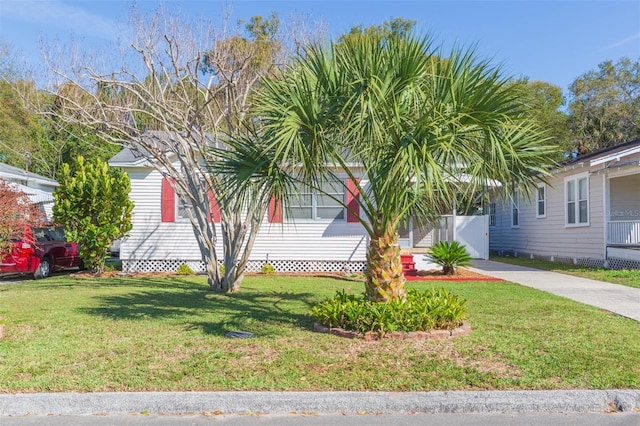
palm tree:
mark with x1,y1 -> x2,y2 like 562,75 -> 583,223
216,32 -> 558,302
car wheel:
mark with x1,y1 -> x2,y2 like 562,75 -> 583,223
34,257 -> 51,279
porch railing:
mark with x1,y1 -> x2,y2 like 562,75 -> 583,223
607,221 -> 640,245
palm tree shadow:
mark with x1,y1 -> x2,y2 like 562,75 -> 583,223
80,277 -> 320,336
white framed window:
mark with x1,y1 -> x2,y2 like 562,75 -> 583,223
536,183 -> 546,218
565,173 -> 589,226
488,202 -> 496,227
511,190 -> 520,228
287,180 -> 345,221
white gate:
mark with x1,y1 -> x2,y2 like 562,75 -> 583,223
453,215 -> 489,259
435,215 -> 489,259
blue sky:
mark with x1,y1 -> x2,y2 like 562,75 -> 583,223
1,0 -> 639,94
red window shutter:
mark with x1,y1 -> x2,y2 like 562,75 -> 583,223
268,196 -> 283,223
208,191 -> 221,223
346,178 -> 360,223
161,178 -> 175,222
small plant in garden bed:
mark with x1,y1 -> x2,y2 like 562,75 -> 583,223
261,263 -> 275,274
428,241 -> 472,275
311,288 -> 467,334
176,263 -> 195,275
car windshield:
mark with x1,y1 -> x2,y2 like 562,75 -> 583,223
47,227 -> 66,241
33,228 -> 48,242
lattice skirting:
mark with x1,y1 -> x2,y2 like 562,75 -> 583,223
122,259 -> 367,274
490,249 -> 640,270
607,257 -> 640,270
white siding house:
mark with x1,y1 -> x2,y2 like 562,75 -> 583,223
490,138 -> 640,269
109,147 -> 372,273
110,133 -> 492,273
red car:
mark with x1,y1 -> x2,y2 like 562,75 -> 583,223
0,225 -> 83,279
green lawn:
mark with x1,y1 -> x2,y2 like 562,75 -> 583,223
0,274 -> 638,392
491,255 -> 640,289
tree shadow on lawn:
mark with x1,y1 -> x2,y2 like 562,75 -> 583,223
79,277 -> 320,337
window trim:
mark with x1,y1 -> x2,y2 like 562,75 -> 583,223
565,173 -> 590,227
536,183 -> 547,219
511,190 -> 520,228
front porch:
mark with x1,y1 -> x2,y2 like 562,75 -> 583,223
607,221 -> 640,262
606,172 -> 640,263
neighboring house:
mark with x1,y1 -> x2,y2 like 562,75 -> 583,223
109,132 -> 489,273
490,138 -> 640,269
0,163 -> 58,219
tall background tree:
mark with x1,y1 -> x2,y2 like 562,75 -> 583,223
1,44 -> 120,178
0,49 -> 51,176
217,32 -> 558,302
53,156 -> 134,274
42,8 -> 322,291
510,79 -> 570,158
341,17 -> 416,41
568,57 -> 640,154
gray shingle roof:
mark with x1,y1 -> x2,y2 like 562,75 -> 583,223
0,163 -> 58,187
108,131 -> 220,167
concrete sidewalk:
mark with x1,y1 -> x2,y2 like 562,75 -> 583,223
469,259 -> 640,322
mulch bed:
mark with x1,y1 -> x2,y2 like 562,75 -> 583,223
406,268 -> 503,282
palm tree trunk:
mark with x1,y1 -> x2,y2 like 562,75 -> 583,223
364,225 -> 407,302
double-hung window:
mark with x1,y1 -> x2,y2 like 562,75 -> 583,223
176,196 -> 190,221
511,190 -> 520,227
536,183 -> 546,218
488,202 -> 496,227
288,180 -> 345,221
565,174 -> 589,226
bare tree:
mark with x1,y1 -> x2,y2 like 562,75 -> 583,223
38,7 -> 323,292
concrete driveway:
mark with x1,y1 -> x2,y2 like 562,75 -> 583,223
470,259 -> 640,322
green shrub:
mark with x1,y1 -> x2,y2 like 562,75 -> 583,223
176,264 -> 194,275
428,240 -> 472,275
311,288 -> 466,333
261,263 -> 275,274
53,156 -> 134,274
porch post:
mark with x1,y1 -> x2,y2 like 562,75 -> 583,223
603,173 -> 609,267
452,198 -> 457,242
